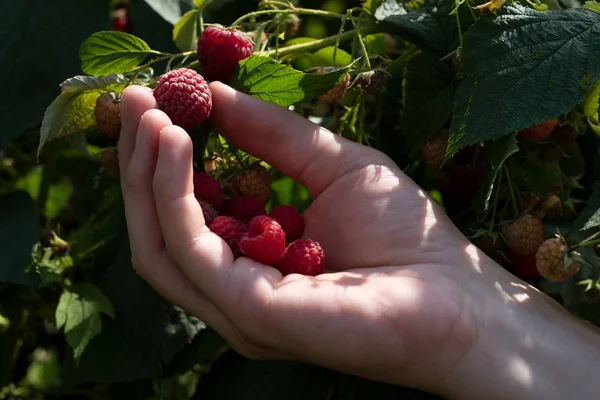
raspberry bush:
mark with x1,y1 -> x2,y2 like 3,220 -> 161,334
2,0 -> 600,398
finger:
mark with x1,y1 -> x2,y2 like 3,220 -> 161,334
208,82 -> 379,197
152,124 -> 282,314
122,109 -> 243,340
118,85 -> 157,173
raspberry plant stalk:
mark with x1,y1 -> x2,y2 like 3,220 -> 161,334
1,0 -> 600,398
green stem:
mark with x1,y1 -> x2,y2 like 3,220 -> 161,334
262,24 -> 381,57
232,8 -> 346,28
333,11 -> 352,65
455,9 -> 463,49
504,164 -> 519,217
488,167 -> 502,234
353,20 -> 372,69
573,238 -> 600,250
574,231 -> 600,248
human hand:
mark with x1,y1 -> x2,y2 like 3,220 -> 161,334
118,83 -> 600,399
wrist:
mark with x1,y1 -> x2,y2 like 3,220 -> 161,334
444,260 -> 600,399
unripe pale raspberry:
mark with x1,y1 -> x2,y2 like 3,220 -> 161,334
355,69 -> 391,96
519,118 -> 559,142
422,132 -> 449,169
95,92 -> 121,138
153,68 -> 212,131
503,215 -> 544,255
536,238 -> 580,282
285,15 -> 301,38
315,67 -> 351,103
231,164 -> 271,204
197,25 -> 253,83
275,239 -> 325,276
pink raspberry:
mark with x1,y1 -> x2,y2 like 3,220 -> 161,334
240,216 -> 286,265
210,216 -> 245,256
196,25 -> 253,83
153,68 -> 212,131
275,239 -> 325,276
221,195 -> 266,223
198,200 -> 218,226
268,205 -> 305,243
193,172 -> 223,210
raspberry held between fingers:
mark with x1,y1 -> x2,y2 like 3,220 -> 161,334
153,68 -> 212,131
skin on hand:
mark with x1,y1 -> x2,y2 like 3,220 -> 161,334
117,83 -> 600,399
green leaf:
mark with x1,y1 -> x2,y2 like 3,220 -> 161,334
584,1 -> 600,12
230,56 -> 351,107
472,135 -> 519,213
62,237 -> 206,384
38,74 -> 127,156
401,52 -> 456,152
165,328 -> 228,376
173,9 -> 199,52
572,181 -> 600,232
80,31 -> 152,76
449,5 -> 600,155
0,0 -> 109,147
375,0 -> 469,56
143,0 -> 184,24
0,191 -> 40,286
55,282 -> 115,359
513,158 -> 563,197
584,80 -> 600,122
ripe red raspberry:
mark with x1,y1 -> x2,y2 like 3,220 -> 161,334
222,195 -> 266,223
422,132 -> 449,169
153,68 -> 212,131
94,92 -> 121,138
315,67 -> 351,103
519,118 -> 559,142
99,147 -> 120,179
506,250 -> 541,280
230,164 -> 271,204
210,216 -> 245,256
198,200 -> 218,227
268,205 -> 305,243
536,238 -> 580,282
502,215 -> 544,255
275,239 -> 325,276
240,216 -> 286,265
193,172 -> 223,210
196,25 -> 253,83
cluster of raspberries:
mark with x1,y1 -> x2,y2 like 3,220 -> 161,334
193,168 -> 325,277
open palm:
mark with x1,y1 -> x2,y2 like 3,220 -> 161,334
118,82 -> 520,396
